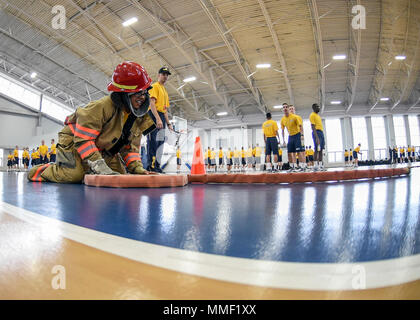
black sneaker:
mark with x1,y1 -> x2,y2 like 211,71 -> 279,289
154,165 -> 163,173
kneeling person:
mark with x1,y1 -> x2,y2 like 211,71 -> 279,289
28,62 -> 156,183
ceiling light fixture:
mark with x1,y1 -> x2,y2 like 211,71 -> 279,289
332,55 -> 347,60
395,55 -> 406,60
217,112 -> 228,116
30,72 -> 37,79
183,76 -> 196,83
380,97 -> 390,101
122,17 -> 138,27
256,63 -> 271,69
330,101 -> 341,105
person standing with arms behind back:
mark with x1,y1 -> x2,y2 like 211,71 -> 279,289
50,139 -> 57,163
39,140 -> 49,164
147,67 -> 173,173
262,112 -> 280,172
309,103 -> 325,171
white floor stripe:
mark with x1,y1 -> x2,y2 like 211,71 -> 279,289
1,200 -> 420,291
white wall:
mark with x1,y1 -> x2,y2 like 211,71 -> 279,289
0,97 -> 63,167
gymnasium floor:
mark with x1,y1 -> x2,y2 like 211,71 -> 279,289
0,166 -> 419,299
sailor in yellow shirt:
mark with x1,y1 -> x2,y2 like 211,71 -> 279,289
31,149 -> 38,167
49,139 -> 57,163
176,147 -> 181,173
147,67 -> 173,173
7,152 -> 14,170
309,103 -> 325,171
205,147 -> 210,169
353,144 -> 362,167
233,148 -> 240,171
307,146 -> 314,167
210,148 -> 216,172
218,147 -> 224,171
246,146 -> 253,170
13,146 -> 19,169
280,104 -> 303,172
277,147 -> 283,169
39,140 -> 49,164
226,148 -> 233,172
262,112 -> 280,172
344,149 -> 350,167
400,147 -> 406,163
253,144 -> 262,170
22,148 -> 30,169
240,147 -> 246,171
289,105 -> 307,171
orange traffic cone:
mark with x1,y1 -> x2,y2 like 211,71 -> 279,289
191,137 -> 206,175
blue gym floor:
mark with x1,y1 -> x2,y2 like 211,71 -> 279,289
1,168 -> 419,263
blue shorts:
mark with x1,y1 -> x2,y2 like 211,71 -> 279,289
177,158 -> 181,165
345,157 -> 349,162
265,137 -> 279,156
312,130 -> 325,150
353,151 -> 358,159
287,133 -> 304,153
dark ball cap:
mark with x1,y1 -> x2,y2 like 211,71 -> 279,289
266,112 -> 272,119
159,67 -> 171,75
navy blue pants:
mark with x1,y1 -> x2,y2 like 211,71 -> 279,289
147,110 -> 166,168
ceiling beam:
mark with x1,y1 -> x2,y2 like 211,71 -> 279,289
257,0 -> 294,105
129,0 -> 243,122
197,0 -> 267,115
307,0 -> 326,113
368,2 -> 408,112
345,0 -> 362,113
391,17 -> 420,110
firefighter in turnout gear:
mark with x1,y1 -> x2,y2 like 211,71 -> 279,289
28,61 -> 157,183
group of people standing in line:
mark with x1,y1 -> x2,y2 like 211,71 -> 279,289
7,139 -> 56,171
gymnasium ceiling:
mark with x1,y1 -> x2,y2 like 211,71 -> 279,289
0,0 -> 419,128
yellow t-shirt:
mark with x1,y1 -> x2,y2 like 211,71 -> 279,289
262,119 -> 279,138
234,150 -> 240,158
295,114 -> 303,126
22,150 -> 29,159
400,148 -> 404,153
241,150 -> 245,158
407,147 -> 411,153
210,151 -> 216,159
281,114 -> 301,136
34,151 -> 40,159
308,149 -> 314,156
354,146 -> 361,153
255,147 -> 261,157
279,148 -> 283,156
305,149 -> 309,156
227,151 -> 233,159
218,150 -> 223,158
206,149 -> 211,158
8,154 -> 14,160
13,149 -> 18,158
39,145 -> 49,156
50,144 -> 57,155
176,149 -> 181,158
344,151 -> 349,157
247,148 -> 253,157
148,82 -> 170,113
309,112 -> 323,131
31,152 -> 37,159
